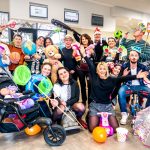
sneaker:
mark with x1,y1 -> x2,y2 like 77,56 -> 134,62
77,118 -> 88,129
120,112 -> 129,125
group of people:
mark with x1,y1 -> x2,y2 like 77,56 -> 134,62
0,22 -> 150,133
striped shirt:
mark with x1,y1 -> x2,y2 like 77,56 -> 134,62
121,38 -> 150,62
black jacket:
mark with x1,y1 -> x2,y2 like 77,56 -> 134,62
94,40 -> 108,63
67,80 -> 80,106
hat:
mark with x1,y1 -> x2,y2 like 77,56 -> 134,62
136,23 -> 146,33
64,34 -> 73,41
94,27 -> 102,35
130,46 -> 141,54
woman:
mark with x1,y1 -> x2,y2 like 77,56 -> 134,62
44,37 -> 53,47
51,67 -> 87,128
75,33 -> 94,105
60,34 -> 77,80
101,37 -> 118,64
80,45 -> 147,132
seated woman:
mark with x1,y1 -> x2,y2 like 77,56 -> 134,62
50,67 -> 87,129
79,45 -> 147,133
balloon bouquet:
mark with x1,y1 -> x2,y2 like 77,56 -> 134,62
13,65 -> 53,101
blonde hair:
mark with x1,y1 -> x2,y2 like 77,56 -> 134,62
96,62 -> 109,78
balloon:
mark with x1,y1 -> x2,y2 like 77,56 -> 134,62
24,124 -> 41,136
38,78 -> 53,95
92,127 -> 107,143
25,74 -> 53,100
13,65 -> 31,85
22,40 -> 36,55
10,52 -> 20,64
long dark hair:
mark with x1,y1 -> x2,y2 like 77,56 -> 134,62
80,33 -> 93,46
44,37 -> 54,47
56,67 -> 73,86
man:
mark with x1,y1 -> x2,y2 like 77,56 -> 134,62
121,23 -> 150,63
93,27 -> 108,64
118,46 -> 150,125
60,34 -> 77,80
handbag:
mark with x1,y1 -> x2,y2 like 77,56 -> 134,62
77,58 -> 89,71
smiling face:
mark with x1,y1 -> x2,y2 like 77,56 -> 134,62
108,38 -> 116,49
64,38 -> 73,49
112,65 -> 121,76
36,37 -> 44,47
81,36 -> 89,47
45,39 -> 52,47
13,35 -> 22,48
133,28 -> 142,37
97,63 -> 108,79
41,64 -> 51,77
129,51 -> 139,64
58,68 -> 69,84
94,33 -> 101,43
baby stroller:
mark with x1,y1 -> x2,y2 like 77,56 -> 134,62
0,92 -> 66,146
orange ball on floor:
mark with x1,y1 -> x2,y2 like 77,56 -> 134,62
92,127 -> 107,143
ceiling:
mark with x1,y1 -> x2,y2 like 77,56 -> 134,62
83,0 -> 150,14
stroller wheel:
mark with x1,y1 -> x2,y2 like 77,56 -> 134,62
43,125 -> 66,146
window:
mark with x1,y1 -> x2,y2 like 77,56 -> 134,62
0,11 -> 9,43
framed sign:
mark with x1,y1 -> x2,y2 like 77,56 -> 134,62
29,3 -> 48,19
91,14 -> 104,26
64,9 -> 79,23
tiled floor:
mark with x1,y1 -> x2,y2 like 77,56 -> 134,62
0,109 -> 148,150
0,126 -> 148,150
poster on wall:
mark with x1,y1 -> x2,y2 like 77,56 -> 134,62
64,8 -> 79,23
29,3 -> 48,19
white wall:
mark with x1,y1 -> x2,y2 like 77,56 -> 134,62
4,0 -> 150,42
9,0 -> 116,32
111,6 -> 150,24
0,0 -> 9,12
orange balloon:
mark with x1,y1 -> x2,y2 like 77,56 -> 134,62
24,124 -> 41,136
10,52 -> 20,64
92,127 -> 107,143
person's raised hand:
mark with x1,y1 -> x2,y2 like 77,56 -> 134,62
137,70 -> 148,79
123,67 -> 130,76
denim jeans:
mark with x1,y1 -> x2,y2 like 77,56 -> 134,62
118,85 -> 150,112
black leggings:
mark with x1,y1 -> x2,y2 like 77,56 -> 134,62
77,69 -> 92,104
87,114 -> 119,133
